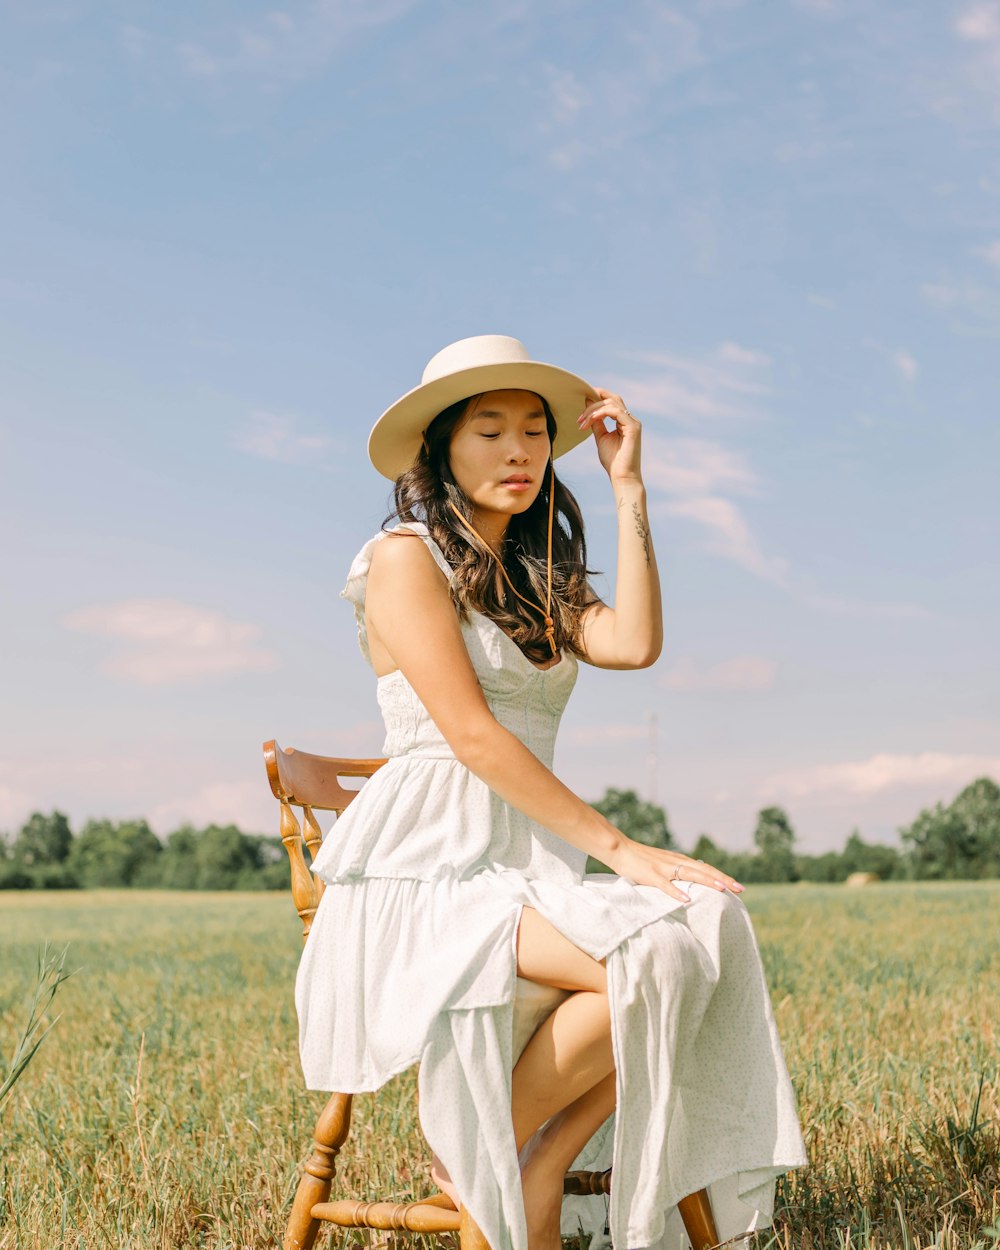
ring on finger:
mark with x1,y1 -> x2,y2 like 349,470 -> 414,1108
671,864 -> 681,881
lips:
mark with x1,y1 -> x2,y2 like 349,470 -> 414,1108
502,475 -> 532,484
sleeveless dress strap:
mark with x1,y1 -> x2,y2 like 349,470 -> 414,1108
341,522 -> 453,664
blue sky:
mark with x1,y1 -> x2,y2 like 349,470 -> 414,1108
2,0 -> 998,853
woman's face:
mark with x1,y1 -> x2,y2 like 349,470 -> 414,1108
447,389 -> 551,534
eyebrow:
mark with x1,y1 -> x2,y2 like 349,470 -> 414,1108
470,409 -> 546,420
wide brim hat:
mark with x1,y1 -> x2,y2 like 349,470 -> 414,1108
368,335 -> 599,480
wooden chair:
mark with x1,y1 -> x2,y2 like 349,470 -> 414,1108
265,739 -> 722,1250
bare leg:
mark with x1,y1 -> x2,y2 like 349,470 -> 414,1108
511,989 -> 613,1151
512,908 -> 616,1250
519,1072 -> 617,1250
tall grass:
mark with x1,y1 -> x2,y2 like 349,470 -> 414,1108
1,943 -> 72,1115
0,884 -> 997,1249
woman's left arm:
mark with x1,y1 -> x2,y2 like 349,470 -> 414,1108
577,388 -> 663,670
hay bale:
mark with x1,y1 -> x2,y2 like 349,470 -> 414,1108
844,871 -> 880,887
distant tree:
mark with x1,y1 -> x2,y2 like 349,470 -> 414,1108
690,834 -> 732,876
795,851 -> 846,883
242,835 -> 290,890
753,806 -> 797,882
900,777 -> 1000,879
841,828 -> 901,880
67,820 -> 162,888
14,812 -> 73,867
193,824 -> 262,890
0,862 -> 35,890
157,826 -> 200,890
950,778 -> 1000,877
587,788 -> 673,873
592,789 -> 673,849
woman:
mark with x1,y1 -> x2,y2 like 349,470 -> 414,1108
296,335 -> 806,1250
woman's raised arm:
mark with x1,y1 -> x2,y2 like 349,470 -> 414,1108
365,532 -> 739,900
576,389 -> 663,671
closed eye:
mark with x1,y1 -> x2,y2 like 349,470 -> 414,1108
479,429 -> 548,440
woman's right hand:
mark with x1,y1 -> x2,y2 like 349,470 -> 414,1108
605,839 -> 744,903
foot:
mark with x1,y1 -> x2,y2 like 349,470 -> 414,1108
520,1151 -> 565,1250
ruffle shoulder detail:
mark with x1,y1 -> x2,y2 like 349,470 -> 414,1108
341,522 -> 453,664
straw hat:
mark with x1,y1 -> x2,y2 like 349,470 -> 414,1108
368,335 -> 599,480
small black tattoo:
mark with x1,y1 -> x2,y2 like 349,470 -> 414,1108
632,502 -> 651,566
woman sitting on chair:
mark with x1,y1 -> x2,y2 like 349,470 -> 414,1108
296,335 -> 806,1250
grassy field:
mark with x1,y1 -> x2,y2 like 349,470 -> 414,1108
1,884 -> 997,1250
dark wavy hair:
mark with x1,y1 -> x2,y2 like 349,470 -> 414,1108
384,394 -> 596,663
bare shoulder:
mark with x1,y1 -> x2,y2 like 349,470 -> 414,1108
367,529 -> 449,594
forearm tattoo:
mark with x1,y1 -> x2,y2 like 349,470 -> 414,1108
632,502 -> 651,566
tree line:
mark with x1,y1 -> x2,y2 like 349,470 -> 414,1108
0,814 -> 287,891
589,775 -> 1000,882
3,775 -> 998,890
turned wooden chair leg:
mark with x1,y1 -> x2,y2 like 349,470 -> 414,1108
459,1204 -> 491,1250
284,1092 -> 354,1250
677,1187 -> 720,1250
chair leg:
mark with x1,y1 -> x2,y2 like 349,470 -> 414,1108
284,1092 -> 354,1250
677,1187 -> 720,1250
459,1204 -> 491,1250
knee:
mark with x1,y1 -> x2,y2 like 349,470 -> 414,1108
691,882 -> 747,919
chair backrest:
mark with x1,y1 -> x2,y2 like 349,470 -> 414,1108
263,739 -> 387,941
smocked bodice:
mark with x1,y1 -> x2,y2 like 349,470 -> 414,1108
377,612 -> 577,765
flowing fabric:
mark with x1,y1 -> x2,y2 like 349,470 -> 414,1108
296,523 -> 806,1250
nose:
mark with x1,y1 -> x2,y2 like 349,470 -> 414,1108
504,434 -> 532,463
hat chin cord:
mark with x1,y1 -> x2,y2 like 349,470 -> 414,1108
447,460 -> 557,658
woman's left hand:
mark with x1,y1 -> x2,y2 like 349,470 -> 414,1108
577,388 -> 643,484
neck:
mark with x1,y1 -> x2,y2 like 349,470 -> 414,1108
469,509 -> 509,550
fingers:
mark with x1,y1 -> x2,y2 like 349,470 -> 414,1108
577,389 -> 639,432
671,856 -> 745,894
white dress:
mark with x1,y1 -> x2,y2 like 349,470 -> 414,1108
296,523 -> 806,1250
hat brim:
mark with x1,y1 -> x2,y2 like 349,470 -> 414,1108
368,360 -> 599,481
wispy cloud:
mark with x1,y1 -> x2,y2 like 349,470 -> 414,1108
546,66 -> 586,126
641,434 -> 759,497
920,276 -> 1000,335
760,751 -> 1000,799
660,494 -> 791,585
149,780 -> 274,835
796,591 -> 932,621
598,343 -> 790,584
120,2 -> 418,90
233,411 -> 336,464
65,599 -> 279,685
660,654 -> 777,692
790,0 -> 843,13
976,239 -> 1000,269
535,6 -> 704,170
607,342 -> 927,614
606,341 -> 772,425
947,3 -> 1000,122
955,2 -> 1000,45
891,349 -> 919,382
